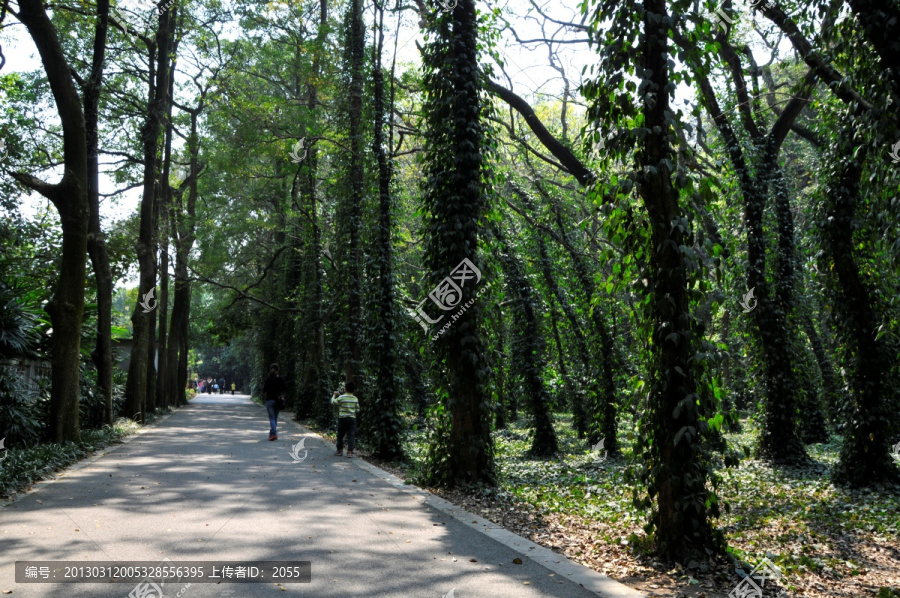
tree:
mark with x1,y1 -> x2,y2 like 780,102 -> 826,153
673,37 -> 816,463
512,183 -> 590,438
296,0 -> 332,426
367,0 -> 402,460
165,104 -> 203,408
631,0 -> 720,561
583,0 -> 725,563
754,0 -> 899,482
124,4 -> 177,421
342,0 -> 365,386
83,0 -> 115,425
420,0 -> 495,486
12,0 -> 91,442
490,84 -> 619,452
495,221 -> 558,456
820,126 -> 899,486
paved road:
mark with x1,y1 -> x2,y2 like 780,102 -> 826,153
0,394 -> 640,597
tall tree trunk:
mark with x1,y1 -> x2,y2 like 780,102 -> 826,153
156,72 -> 176,409
165,213 -> 183,409
297,0 -> 331,427
681,42 -> 814,464
14,0 -> 91,442
513,182 -> 591,438
369,0 -> 402,460
344,0 -> 365,386
84,0 -> 114,425
274,177 -> 301,409
300,153 -> 330,424
822,133 -> 898,486
496,224 -> 557,457
166,222 -> 188,407
542,191 -> 617,454
157,202 -> 169,409
638,0 -> 717,562
166,103 -> 200,408
124,7 -> 175,421
753,156 -> 805,462
304,172 -> 330,425
421,0 -> 494,485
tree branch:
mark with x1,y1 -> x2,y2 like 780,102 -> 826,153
770,68 -> 817,152
187,263 -> 299,313
486,79 -> 594,186
10,171 -> 57,200
717,36 -> 762,140
487,115 -> 572,174
526,0 -> 590,32
757,1 -> 874,111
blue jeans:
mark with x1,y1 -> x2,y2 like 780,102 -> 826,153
265,400 -> 280,436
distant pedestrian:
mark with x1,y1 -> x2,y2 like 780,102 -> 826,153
219,377 -> 226,395
231,382 -> 236,395
262,364 -> 287,441
213,383 -> 219,393
207,378 -> 213,394
331,382 -> 359,458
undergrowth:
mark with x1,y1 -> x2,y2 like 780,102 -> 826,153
369,412 -> 899,576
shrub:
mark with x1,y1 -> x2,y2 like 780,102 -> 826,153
0,368 -> 42,448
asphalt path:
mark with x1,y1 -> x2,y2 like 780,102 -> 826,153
0,394 -> 643,598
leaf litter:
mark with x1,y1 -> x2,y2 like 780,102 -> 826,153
359,415 -> 900,598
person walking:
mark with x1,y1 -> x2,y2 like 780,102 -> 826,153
207,378 -> 213,394
262,364 -> 287,441
331,382 -> 359,458
219,377 -> 226,395
231,382 -> 236,395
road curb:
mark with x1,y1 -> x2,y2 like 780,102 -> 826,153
283,417 -> 646,598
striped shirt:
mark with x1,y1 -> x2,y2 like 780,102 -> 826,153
331,393 -> 359,418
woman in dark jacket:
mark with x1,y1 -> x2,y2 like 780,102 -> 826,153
262,363 -> 287,440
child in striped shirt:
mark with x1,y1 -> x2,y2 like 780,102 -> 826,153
331,382 -> 359,457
